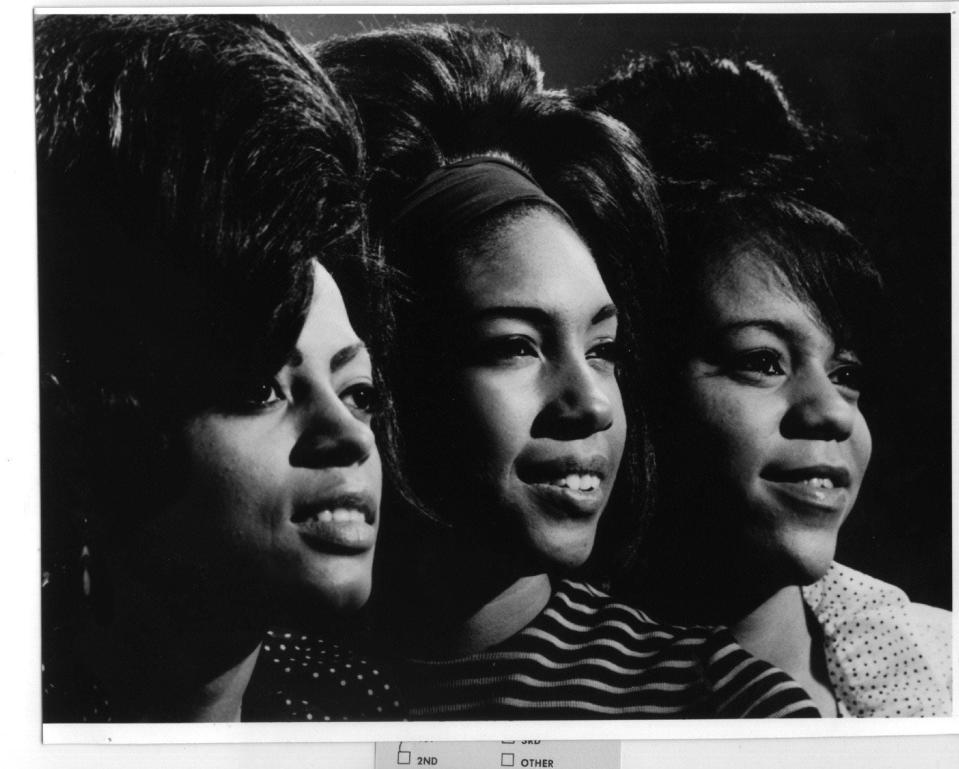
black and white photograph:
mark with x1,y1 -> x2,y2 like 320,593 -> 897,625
12,2 -> 957,764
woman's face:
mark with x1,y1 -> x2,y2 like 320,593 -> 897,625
681,250 -> 872,584
154,263 -> 381,614
442,209 -> 627,571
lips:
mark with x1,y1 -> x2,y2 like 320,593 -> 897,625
761,464 -> 851,487
292,491 -> 377,553
760,464 -> 852,515
517,454 -> 612,517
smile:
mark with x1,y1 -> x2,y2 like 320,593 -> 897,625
761,464 -> 851,488
292,492 -> 377,553
799,477 -> 834,490
765,481 -> 848,516
760,465 -> 852,516
517,454 -> 611,519
308,508 -> 368,523
550,473 -> 602,492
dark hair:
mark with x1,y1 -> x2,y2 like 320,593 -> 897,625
36,14 -> 370,579
583,48 -> 884,613
582,48 -> 883,363
315,23 -> 666,576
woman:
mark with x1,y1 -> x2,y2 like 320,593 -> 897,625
37,15 -> 389,722
313,24 -> 822,718
583,49 -> 951,717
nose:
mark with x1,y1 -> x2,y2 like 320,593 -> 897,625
780,367 -> 856,441
532,356 -> 616,440
289,395 -> 376,469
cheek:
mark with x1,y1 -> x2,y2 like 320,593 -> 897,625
456,371 -> 532,469
607,381 -> 628,462
850,414 -> 873,484
684,381 -> 772,474
685,381 -> 740,445
367,448 -> 385,505
182,421 -> 289,530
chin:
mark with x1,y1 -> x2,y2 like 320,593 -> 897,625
775,528 -> 839,586
529,527 -> 597,573
299,576 -> 373,617
323,581 -> 373,613
284,553 -> 375,616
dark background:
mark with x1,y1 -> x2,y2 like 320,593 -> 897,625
274,13 -> 952,610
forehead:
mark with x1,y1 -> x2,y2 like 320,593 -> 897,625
699,250 -> 832,341
451,209 -> 612,310
294,262 -> 363,356
304,262 -> 351,323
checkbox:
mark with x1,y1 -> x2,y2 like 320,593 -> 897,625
501,753 -> 515,767
397,751 -> 411,765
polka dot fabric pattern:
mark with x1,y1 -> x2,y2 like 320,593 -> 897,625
243,629 -> 405,721
802,563 -> 952,717
43,627 -> 405,722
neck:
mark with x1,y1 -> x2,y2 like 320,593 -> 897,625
161,643 -> 262,722
423,573 -> 553,657
84,570 -> 265,722
731,585 -> 837,717
732,585 -> 809,666
377,510 -> 559,657
638,499 -> 838,716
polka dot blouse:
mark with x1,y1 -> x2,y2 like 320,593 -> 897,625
802,563 -> 952,717
42,627 -> 405,722
242,629 -> 405,721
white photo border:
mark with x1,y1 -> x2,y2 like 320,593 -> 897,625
13,1 -> 958,755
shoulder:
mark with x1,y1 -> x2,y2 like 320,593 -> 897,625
803,563 -> 952,717
400,581 -> 819,718
540,579 -> 699,639
804,562 -> 951,639
907,602 -> 953,689
544,581 -> 817,711
909,601 -> 952,638
509,579 -> 725,667
517,581 -> 821,717
244,629 -> 406,721
547,583 -> 820,717
803,561 -> 906,610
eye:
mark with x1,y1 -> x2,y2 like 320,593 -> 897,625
229,379 -> 284,410
476,335 -> 539,365
830,362 -> 865,394
731,349 -> 786,381
341,382 -> 381,419
587,339 -> 621,373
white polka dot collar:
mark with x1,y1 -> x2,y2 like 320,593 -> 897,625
802,563 -> 952,717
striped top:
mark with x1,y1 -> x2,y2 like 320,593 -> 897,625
398,580 -> 821,719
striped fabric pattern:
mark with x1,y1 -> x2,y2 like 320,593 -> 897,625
400,580 -> 820,719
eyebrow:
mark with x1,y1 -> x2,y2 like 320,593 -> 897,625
467,303 -> 618,327
330,342 -> 368,373
720,319 -> 793,338
285,341 -> 367,372
719,318 -> 858,358
592,303 -> 619,325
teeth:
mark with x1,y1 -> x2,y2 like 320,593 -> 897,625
310,509 -> 365,524
801,477 -> 835,489
553,474 -> 600,492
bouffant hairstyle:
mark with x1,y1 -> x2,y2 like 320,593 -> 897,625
36,14 -> 370,588
582,48 -> 884,612
581,48 -> 883,364
315,24 -> 666,576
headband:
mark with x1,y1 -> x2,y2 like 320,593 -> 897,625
390,155 -> 573,246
